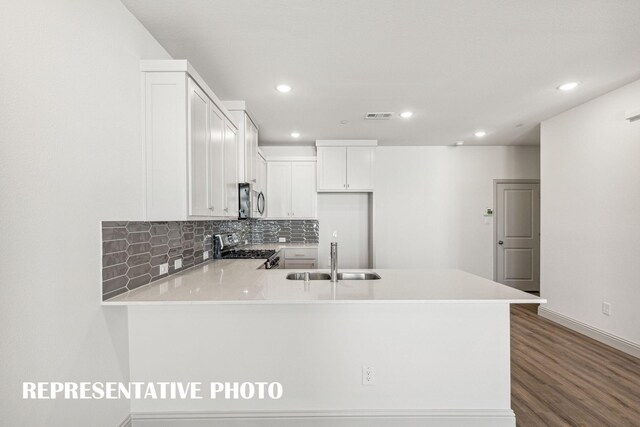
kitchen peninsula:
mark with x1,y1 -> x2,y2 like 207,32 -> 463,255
105,260 -> 542,427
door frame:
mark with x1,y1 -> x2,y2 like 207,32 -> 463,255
493,179 -> 540,282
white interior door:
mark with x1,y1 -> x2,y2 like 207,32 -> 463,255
495,181 -> 540,291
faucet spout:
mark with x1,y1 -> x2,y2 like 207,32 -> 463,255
330,242 -> 338,283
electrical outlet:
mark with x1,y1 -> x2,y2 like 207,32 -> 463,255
203,251 -> 209,260
362,366 -> 375,386
602,302 -> 611,316
159,263 -> 169,275
175,259 -> 183,269
278,237 -> 286,243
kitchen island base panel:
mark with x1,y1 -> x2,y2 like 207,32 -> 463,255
128,303 -> 514,426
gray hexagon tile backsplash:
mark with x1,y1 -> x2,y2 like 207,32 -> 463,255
101,219 -> 319,300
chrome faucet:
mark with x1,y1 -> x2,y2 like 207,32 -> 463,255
330,242 -> 338,282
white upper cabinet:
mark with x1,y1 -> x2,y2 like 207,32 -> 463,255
224,102 -> 259,185
253,152 -> 267,217
315,140 -> 377,192
245,118 -> 258,183
255,151 -> 267,194
317,146 -> 347,191
291,162 -> 317,218
267,161 -> 317,219
187,79 -> 211,217
266,162 -> 291,219
141,60 -> 239,220
208,105 -> 225,217
345,146 -> 375,191
223,121 -> 239,217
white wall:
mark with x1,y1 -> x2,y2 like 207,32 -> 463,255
260,145 -> 317,158
317,193 -> 370,269
540,80 -> 640,348
374,146 -> 540,278
0,1 -> 170,425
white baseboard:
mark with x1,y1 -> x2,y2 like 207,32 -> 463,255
128,409 -> 515,427
119,414 -> 132,427
538,306 -> 640,359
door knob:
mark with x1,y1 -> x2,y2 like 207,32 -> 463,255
498,240 -> 504,245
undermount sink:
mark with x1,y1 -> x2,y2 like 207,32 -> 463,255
286,272 -> 331,280
285,272 -> 381,281
337,272 -> 381,280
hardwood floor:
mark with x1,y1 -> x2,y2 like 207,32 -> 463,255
511,304 -> 640,426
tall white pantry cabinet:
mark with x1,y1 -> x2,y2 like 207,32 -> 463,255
141,60 -> 238,220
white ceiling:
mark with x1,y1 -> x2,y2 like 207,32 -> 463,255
122,0 -> 640,146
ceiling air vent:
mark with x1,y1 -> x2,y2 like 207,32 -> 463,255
364,112 -> 394,120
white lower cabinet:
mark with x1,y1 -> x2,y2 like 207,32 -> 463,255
283,259 -> 317,269
267,161 -> 316,219
283,248 -> 318,269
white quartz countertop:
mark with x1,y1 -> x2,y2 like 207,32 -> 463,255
103,259 -> 545,305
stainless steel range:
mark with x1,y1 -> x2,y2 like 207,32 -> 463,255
213,233 -> 280,269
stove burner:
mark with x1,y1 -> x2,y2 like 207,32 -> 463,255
221,249 -> 276,260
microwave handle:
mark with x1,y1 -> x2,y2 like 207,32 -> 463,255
257,192 -> 265,215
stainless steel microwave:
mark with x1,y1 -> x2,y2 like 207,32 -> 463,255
238,183 -> 265,219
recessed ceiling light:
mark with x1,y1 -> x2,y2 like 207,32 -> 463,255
557,81 -> 580,91
290,132 -> 300,138
455,141 -> 464,146
276,84 -> 292,93
399,111 -> 414,118
474,131 -> 486,138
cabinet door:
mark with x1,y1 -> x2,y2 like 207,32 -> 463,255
245,116 -> 258,184
266,162 -> 291,219
187,79 -> 211,217
223,120 -> 238,217
346,146 -> 375,191
209,105 -> 225,216
291,162 -> 317,218
253,155 -> 267,216
283,259 -> 317,269
317,147 -> 347,191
